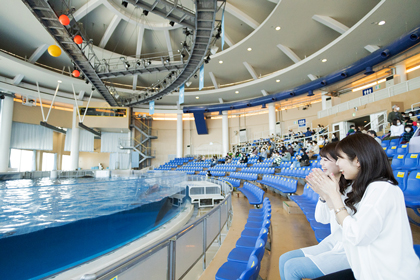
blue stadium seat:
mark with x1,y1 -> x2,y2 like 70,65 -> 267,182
216,255 -> 259,280
386,145 -> 398,158
391,154 -> 406,170
403,154 -> 420,170
393,170 -> 409,192
396,144 -> 409,155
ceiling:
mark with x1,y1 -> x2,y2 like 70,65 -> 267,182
1,0 -> 420,110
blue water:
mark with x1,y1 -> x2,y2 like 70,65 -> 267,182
0,175 -> 187,279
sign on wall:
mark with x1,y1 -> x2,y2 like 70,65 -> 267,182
298,119 -> 306,127
362,87 -> 373,96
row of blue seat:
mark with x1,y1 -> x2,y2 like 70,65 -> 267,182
280,167 -> 312,178
257,175 -> 298,194
198,171 -> 226,177
216,198 -> 271,280
381,138 -> 405,147
393,170 -> 420,225
224,163 -> 248,168
391,153 -> 419,170
209,166 -> 237,172
176,167 -> 203,171
384,144 -> 410,158
241,167 -> 275,174
219,178 -> 241,188
155,166 -> 172,170
237,182 -> 265,205
252,162 -> 272,167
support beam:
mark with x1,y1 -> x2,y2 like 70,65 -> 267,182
164,30 -> 174,61
261,90 -> 268,96
222,111 -> 229,156
177,113 -> 183,157
308,74 -> 318,81
219,98 -> 224,103
133,74 -> 138,90
99,15 -> 121,48
267,0 -> 280,3
73,0 -> 102,21
225,3 -> 259,29
136,26 -> 145,57
78,90 -> 86,101
364,45 -> 380,53
12,74 -> 25,86
209,72 -> 218,89
312,15 -> 349,34
224,32 -> 235,47
243,62 -> 258,80
28,44 -> 48,63
268,103 -> 276,136
277,44 -> 301,63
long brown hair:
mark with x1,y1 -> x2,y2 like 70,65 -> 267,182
336,133 -> 398,214
319,142 -> 350,195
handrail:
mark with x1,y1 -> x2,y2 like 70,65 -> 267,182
411,102 -> 420,111
81,176 -> 232,280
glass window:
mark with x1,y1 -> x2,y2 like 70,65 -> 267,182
9,149 -> 35,172
61,155 -> 72,171
42,152 -> 56,171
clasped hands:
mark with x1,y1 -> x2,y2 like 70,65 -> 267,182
306,168 -> 341,202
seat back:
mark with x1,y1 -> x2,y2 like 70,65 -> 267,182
393,170 -> 408,191
403,153 -> 419,170
396,144 -> 409,155
238,255 -> 259,280
252,239 -> 266,261
405,171 -> 420,196
391,154 -> 406,170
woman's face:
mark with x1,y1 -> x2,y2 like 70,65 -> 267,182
320,155 -> 340,176
336,151 -> 360,180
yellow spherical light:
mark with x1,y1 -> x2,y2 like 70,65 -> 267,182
48,45 -> 61,57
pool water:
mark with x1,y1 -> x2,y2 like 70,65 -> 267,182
0,174 -> 187,279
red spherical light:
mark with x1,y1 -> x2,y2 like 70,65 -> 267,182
58,15 -> 70,26
72,70 -> 80,78
73,35 -> 83,45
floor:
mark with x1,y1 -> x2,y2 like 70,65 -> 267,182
196,183 -> 420,280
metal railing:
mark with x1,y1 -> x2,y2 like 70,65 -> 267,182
80,178 -> 232,280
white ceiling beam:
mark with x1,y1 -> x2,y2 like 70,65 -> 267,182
99,15 -> 121,48
209,72 -> 218,89
312,15 -> 349,34
136,26 -> 145,57
164,30 -> 174,61
225,3 -> 260,29
219,98 -> 224,103
28,44 -> 48,63
364,45 -> 380,53
261,90 -> 268,96
133,74 -> 138,90
78,90 -> 86,101
73,0 -> 102,21
243,62 -> 258,80
224,32 -> 235,47
12,74 -> 25,85
277,44 -> 301,63
267,0 -> 280,3
307,74 -> 318,81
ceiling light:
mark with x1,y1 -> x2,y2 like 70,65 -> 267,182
235,91 -> 239,94
219,60 -> 223,64
276,79 -> 280,83
196,96 -> 199,99
321,59 -> 327,62
143,10 -> 149,16
169,21 -> 175,27
275,26 -> 281,31
352,81 -> 378,92
57,80 -> 62,83
378,21 -> 386,26
121,1 -> 128,8
247,48 -> 252,51
186,81 -> 192,87
407,65 -> 420,73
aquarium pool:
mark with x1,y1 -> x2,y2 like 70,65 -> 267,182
0,174 -> 187,279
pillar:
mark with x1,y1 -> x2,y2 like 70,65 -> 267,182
395,63 -> 407,83
177,113 -> 183,158
70,106 -> 80,170
0,96 -> 14,172
268,103 -> 276,137
222,111 -> 229,156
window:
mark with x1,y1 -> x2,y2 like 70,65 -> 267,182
9,149 -> 35,172
61,155 -> 72,171
42,152 -> 56,171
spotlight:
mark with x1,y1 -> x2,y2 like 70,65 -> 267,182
85,80 -> 89,84
163,80 -> 167,85
146,60 -> 151,66
186,81 -> 192,87
121,1 -> 128,8
0,95 -> 4,100
91,86 -> 95,91
194,74 -> 198,79
124,62 -> 130,69
169,21 -> 175,27
215,32 -> 221,39
204,55 -> 211,64
164,57 -> 170,63
143,10 -> 149,16
136,60 -> 141,67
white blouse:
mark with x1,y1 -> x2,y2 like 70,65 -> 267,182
390,124 -> 404,137
341,181 -> 420,280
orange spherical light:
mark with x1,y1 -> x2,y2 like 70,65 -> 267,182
48,45 -> 61,57
58,15 -> 70,26
72,70 -> 80,77
73,35 -> 83,44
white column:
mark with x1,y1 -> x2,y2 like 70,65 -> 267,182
268,103 -> 276,136
70,106 -> 80,170
176,113 -> 183,157
395,63 -> 407,83
0,96 -> 14,172
222,111 -> 229,155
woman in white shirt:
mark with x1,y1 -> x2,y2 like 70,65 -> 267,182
307,133 -> 420,280
390,118 -> 405,137
279,143 -> 351,280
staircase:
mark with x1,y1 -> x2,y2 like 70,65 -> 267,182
120,117 -> 157,169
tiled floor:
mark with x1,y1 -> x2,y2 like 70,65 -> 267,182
195,184 -> 420,280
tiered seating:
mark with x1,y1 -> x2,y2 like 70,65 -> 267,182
237,182 -> 265,205
184,162 -> 211,168
248,158 -> 258,164
209,166 -> 237,172
253,162 -> 271,167
310,160 -> 322,168
154,166 -> 172,171
225,163 -> 247,168
241,167 -> 275,174
280,167 -> 312,177
277,161 -> 292,168
169,157 -> 191,165
229,172 -> 258,180
176,166 -> 203,172
198,171 -> 226,177
404,171 -> 420,226
391,153 -> 419,170
216,199 -> 271,280
219,178 -> 241,188
257,175 -> 298,194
